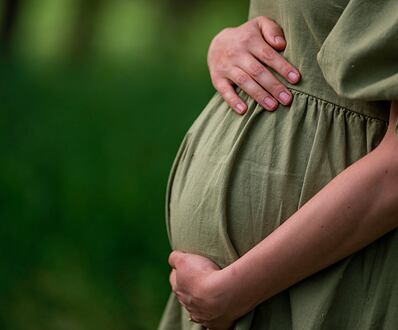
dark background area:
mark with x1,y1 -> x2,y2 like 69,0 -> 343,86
0,0 -> 248,329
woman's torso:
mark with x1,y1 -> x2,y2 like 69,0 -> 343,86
161,1 -> 397,329
166,0 -> 389,267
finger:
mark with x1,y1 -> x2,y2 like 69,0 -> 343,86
175,292 -> 189,309
169,269 -> 177,291
228,67 -> 278,111
250,41 -> 300,84
168,250 -> 185,268
189,314 -> 203,324
237,55 -> 293,106
213,77 -> 247,114
180,300 -> 193,312
171,274 -> 193,310
177,295 -> 195,313
255,16 -> 286,51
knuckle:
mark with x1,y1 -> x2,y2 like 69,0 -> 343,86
214,82 -> 224,92
238,32 -> 252,46
249,62 -> 265,77
253,90 -> 266,101
213,27 -> 230,42
235,72 -> 250,85
213,78 -> 229,91
218,27 -> 228,36
272,58 -> 291,75
224,92 -> 235,102
227,96 -> 239,107
220,27 -> 234,35
269,83 -> 285,96
257,15 -> 270,24
277,63 -> 290,76
217,85 -> 230,96
217,61 -> 229,72
224,48 -> 234,58
260,46 -> 275,62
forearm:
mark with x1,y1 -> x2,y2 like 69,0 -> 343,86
222,101 -> 398,316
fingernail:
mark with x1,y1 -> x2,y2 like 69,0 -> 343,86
288,71 -> 300,83
236,103 -> 246,114
279,91 -> 291,104
274,36 -> 285,44
263,97 -> 277,110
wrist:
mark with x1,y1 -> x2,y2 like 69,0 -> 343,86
218,262 -> 257,318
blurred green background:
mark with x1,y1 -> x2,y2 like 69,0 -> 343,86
0,0 -> 248,329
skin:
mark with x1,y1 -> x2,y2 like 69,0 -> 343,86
169,100 -> 398,329
207,16 -> 301,114
169,101 -> 398,330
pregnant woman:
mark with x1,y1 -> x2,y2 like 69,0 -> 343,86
159,0 -> 398,329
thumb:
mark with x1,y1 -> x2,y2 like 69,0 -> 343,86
256,16 -> 286,51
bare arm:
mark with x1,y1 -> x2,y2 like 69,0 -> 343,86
169,101 -> 398,329
220,100 -> 398,316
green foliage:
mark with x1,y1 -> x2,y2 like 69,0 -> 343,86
0,0 -> 248,329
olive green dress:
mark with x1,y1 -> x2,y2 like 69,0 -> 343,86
159,0 -> 398,329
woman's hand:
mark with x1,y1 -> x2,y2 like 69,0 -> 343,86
207,16 -> 301,114
168,251 -> 236,330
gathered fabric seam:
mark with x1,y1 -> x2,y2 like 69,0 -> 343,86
289,87 -> 388,123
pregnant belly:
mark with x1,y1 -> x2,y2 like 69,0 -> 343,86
165,92 -> 379,268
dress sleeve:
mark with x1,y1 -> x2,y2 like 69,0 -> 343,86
317,0 -> 398,102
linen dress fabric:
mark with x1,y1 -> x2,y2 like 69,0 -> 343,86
159,0 -> 398,329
